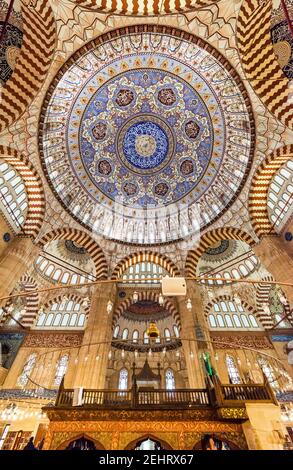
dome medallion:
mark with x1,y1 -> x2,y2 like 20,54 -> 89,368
39,26 -> 254,245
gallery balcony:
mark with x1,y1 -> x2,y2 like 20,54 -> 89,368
52,377 -> 276,419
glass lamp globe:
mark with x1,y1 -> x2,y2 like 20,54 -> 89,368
186,298 -> 192,311
107,300 -> 113,314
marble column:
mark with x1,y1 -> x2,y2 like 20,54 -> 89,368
178,281 -> 206,388
253,235 -> 293,305
0,236 -> 40,306
73,282 -> 116,389
0,213 -> 13,258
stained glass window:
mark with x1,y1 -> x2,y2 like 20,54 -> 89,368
165,369 -> 175,390
54,355 -> 69,386
226,355 -> 241,384
17,354 -> 37,387
118,368 -> 128,390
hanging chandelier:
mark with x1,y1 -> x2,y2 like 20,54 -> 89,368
146,322 -> 160,340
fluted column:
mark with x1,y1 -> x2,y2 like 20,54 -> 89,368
73,282 -> 116,389
0,213 -> 12,257
178,281 -> 205,388
0,236 -> 40,306
253,235 -> 293,305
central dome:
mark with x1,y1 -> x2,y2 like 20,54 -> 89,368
121,118 -> 169,169
78,68 -> 212,208
39,26 -> 254,245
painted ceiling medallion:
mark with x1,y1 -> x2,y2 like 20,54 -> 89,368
40,26 -> 254,245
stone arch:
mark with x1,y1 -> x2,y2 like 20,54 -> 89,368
256,275 -> 293,328
0,1 -> 56,132
112,291 -> 180,328
237,0 -> 292,129
111,251 -> 180,280
185,227 -> 255,277
38,229 -> 108,279
249,145 -> 293,238
0,146 -> 45,238
0,274 -> 39,328
204,294 -> 266,329
43,292 -> 90,317
18,275 -> 39,329
124,434 -> 173,450
74,0 -> 220,15
56,433 -> 105,450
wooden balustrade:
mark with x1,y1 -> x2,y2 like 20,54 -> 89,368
55,382 -> 274,409
56,388 -> 209,408
220,383 -> 272,403
137,389 -> 209,407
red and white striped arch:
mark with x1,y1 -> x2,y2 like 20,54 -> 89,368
0,146 -> 45,239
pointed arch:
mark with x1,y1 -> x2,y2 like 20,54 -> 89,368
249,145 -> 293,237
74,0 -> 220,15
185,228 -> 255,277
124,434 -> 173,450
0,146 -> 45,238
56,433 -> 105,450
38,229 -> 108,279
0,1 -> 56,132
112,291 -> 180,328
255,275 -> 293,328
111,251 -> 180,280
204,294 -> 266,330
43,293 -> 90,317
0,274 -> 39,329
18,275 -> 39,328
237,0 -> 292,129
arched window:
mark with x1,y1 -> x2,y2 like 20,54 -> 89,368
249,315 -> 259,328
257,358 -> 278,389
165,369 -> 175,390
173,325 -> 180,338
208,300 -> 261,330
52,269 -> 61,281
17,354 -> 37,387
164,328 -> 171,341
121,262 -> 169,285
132,330 -> 139,343
113,325 -> 119,338
267,160 -> 293,229
135,438 -> 162,450
118,368 -> 128,390
122,328 -> 128,340
217,315 -> 225,327
35,254 -> 96,287
54,355 -> 69,386
77,314 -> 85,327
226,355 -> 241,384
35,298 -> 87,329
209,314 -> 217,328
0,162 -> 28,231
143,331 -> 149,344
